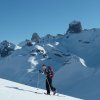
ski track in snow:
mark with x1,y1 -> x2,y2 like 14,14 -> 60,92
0,78 -> 82,100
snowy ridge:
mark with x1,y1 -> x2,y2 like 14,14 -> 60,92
0,78 -> 82,100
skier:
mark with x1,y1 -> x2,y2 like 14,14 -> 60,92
39,64 -> 56,95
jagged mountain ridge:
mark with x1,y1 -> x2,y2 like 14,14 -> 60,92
0,21 -> 100,99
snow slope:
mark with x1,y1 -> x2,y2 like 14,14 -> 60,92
0,78 -> 82,100
56,29 -> 100,68
54,56 -> 100,100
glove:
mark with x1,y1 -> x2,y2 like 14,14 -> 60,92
39,70 -> 43,73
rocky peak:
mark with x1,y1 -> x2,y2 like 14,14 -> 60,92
31,33 -> 40,43
67,20 -> 82,33
0,40 -> 15,57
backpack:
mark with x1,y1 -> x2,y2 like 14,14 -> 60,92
47,66 -> 54,78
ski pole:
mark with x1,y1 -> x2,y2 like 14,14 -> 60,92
36,71 -> 40,90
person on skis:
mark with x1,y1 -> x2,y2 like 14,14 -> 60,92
39,64 -> 56,95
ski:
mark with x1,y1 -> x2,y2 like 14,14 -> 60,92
44,92 -> 65,97
34,91 -> 43,94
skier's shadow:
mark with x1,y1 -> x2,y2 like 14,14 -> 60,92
5,86 -> 42,94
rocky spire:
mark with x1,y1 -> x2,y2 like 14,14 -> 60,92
31,33 -> 40,43
67,20 -> 82,33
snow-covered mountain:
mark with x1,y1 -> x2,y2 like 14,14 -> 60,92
0,78 -> 81,100
0,21 -> 100,100
0,40 -> 15,57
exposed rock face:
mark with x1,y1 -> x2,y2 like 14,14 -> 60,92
46,34 -> 55,38
31,33 -> 40,43
25,40 -> 33,46
0,40 -> 15,57
67,21 -> 82,33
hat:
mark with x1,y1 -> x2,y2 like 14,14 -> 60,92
42,64 -> 46,66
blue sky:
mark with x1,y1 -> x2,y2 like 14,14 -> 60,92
0,0 -> 100,44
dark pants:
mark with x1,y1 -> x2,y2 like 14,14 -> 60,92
46,77 -> 56,94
